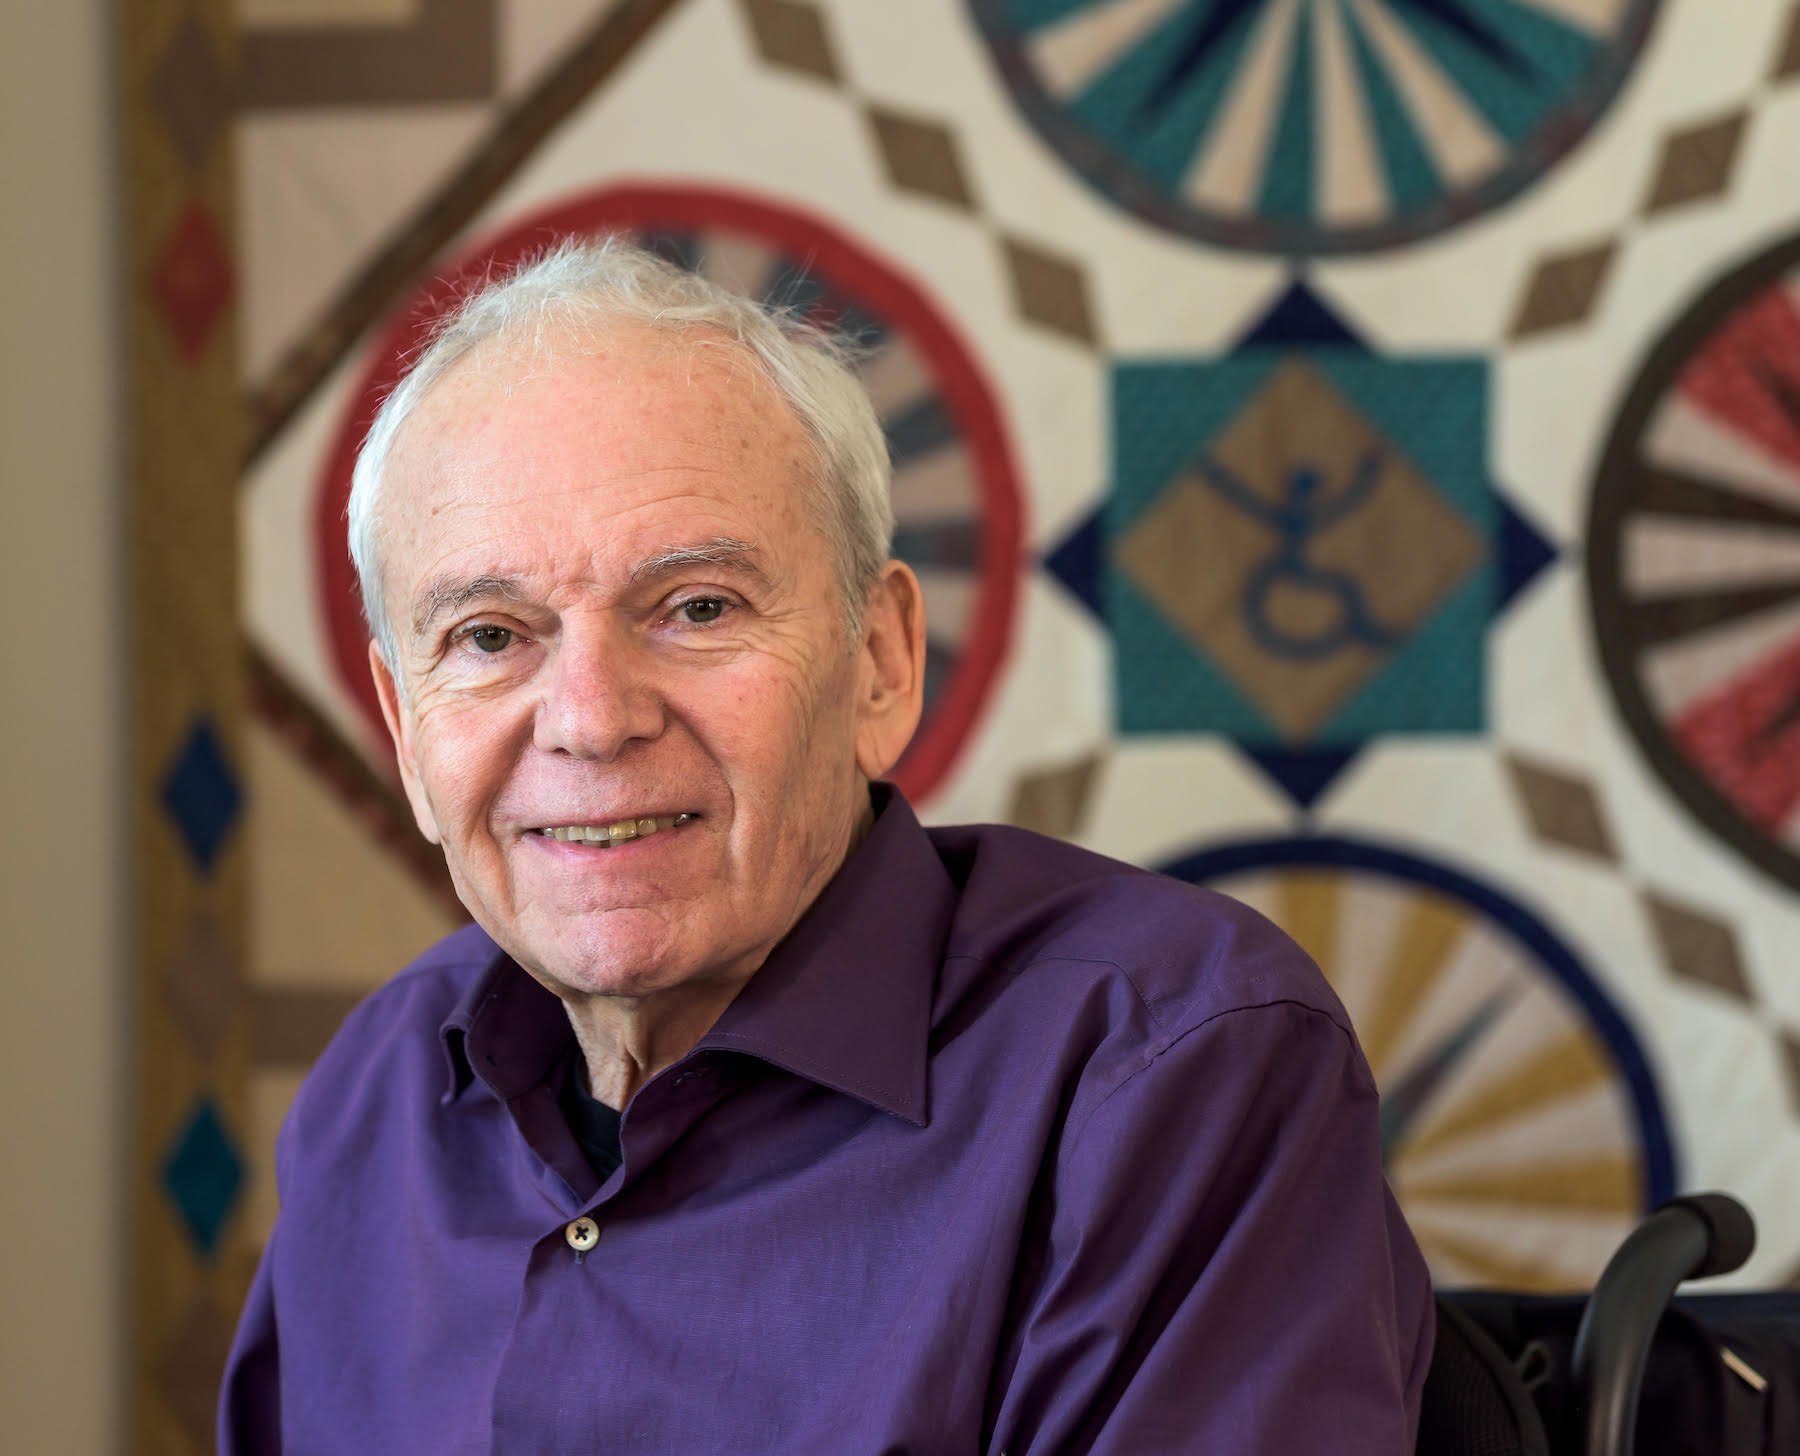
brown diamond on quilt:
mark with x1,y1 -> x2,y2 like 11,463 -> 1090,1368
162,910 -> 244,1060
1000,235 -> 1098,346
739,0 -> 841,84
1008,753 -> 1103,840
157,1295 -> 236,1450
1509,242 -> 1616,338
1642,112 -> 1748,215
867,106 -> 977,210
1503,754 -> 1619,862
1771,3 -> 1800,81
1643,891 -> 1753,1003
152,14 -> 236,174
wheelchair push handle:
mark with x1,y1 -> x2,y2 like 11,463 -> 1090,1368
1570,1192 -> 1755,1456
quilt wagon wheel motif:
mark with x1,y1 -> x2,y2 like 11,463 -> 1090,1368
1589,236 -> 1800,891
1164,836 -> 1674,1290
316,185 -> 1025,803
970,0 -> 1662,255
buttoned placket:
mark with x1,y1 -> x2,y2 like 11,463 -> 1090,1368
542,1055 -> 733,1267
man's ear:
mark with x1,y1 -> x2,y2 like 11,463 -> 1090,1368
370,640 -> 443,846
853,560 -> 927,781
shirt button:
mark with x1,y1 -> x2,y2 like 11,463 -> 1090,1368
564,1217 -> 599,1253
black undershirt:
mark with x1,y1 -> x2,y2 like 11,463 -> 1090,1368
559,1055 -> 624,1183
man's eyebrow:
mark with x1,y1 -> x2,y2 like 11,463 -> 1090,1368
628,537 -> 768,586
410,574 -> 529,638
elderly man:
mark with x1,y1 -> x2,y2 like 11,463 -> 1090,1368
220,239 -> 1433,1453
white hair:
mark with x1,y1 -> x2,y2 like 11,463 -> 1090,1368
346,235 -> 895,674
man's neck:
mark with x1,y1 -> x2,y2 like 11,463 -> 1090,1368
561,977 -> 749,1108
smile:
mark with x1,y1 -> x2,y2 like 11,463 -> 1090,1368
535,814 -> 694,847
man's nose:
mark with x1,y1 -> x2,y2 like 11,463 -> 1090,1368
533,620 -> 666,760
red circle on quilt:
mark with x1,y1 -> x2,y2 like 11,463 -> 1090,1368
315,182 -> 1026,803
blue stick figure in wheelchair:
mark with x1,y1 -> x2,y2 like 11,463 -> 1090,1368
1194,448 -> 1398,663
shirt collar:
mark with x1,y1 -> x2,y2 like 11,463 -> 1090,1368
439,785 -> 954,1125
441,944 -> 573,1105
697,785 -> 951,1126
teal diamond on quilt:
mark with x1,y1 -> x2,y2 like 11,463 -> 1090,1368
161,1097 -> 243,1257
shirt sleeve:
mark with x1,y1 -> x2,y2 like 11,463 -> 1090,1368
217,1200 -> 282,1452
988,998 -> 1435,1456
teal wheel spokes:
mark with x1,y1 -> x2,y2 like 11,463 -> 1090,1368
972,0 -> 1661,255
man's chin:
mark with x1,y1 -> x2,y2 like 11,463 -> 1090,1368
539,957 -> 691,1004
504,918 -> 708,1004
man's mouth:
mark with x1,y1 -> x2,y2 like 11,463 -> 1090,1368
534,814 -> 694,848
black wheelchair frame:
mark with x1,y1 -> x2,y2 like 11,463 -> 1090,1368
1417,1194 -> 1800,1455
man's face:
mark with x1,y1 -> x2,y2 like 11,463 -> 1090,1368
372,326 -> 918,1005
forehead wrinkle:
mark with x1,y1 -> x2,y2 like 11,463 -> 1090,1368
398,402 -> 804,523
444,319 -> 783,438
394,326 -> 811,494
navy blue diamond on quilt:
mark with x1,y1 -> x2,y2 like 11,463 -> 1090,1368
1497,496 -> 1557,615
160,717 -> 241,875
1240,745 -> 1364,812
1044,505 -> 1106,620
161,1097 -> 243,1257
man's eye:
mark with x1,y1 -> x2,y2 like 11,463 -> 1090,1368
468,625 -> 514,653
678,598 -> 726,624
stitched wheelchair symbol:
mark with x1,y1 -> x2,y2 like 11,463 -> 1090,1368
1196,449 -> 1400,662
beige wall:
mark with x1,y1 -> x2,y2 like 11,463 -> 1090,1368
0,0 -> 123,1450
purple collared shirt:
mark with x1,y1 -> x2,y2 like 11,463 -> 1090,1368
221,790 -> 1433,1453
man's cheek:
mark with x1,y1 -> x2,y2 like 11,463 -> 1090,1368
724,656 -> 837,733
419,724 -> 503,839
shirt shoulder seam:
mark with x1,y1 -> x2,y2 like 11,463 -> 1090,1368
1066,997 -> 1369,1150
940,949 -> 1175,1034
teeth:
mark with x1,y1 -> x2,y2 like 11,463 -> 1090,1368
541,815 -> 692,847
